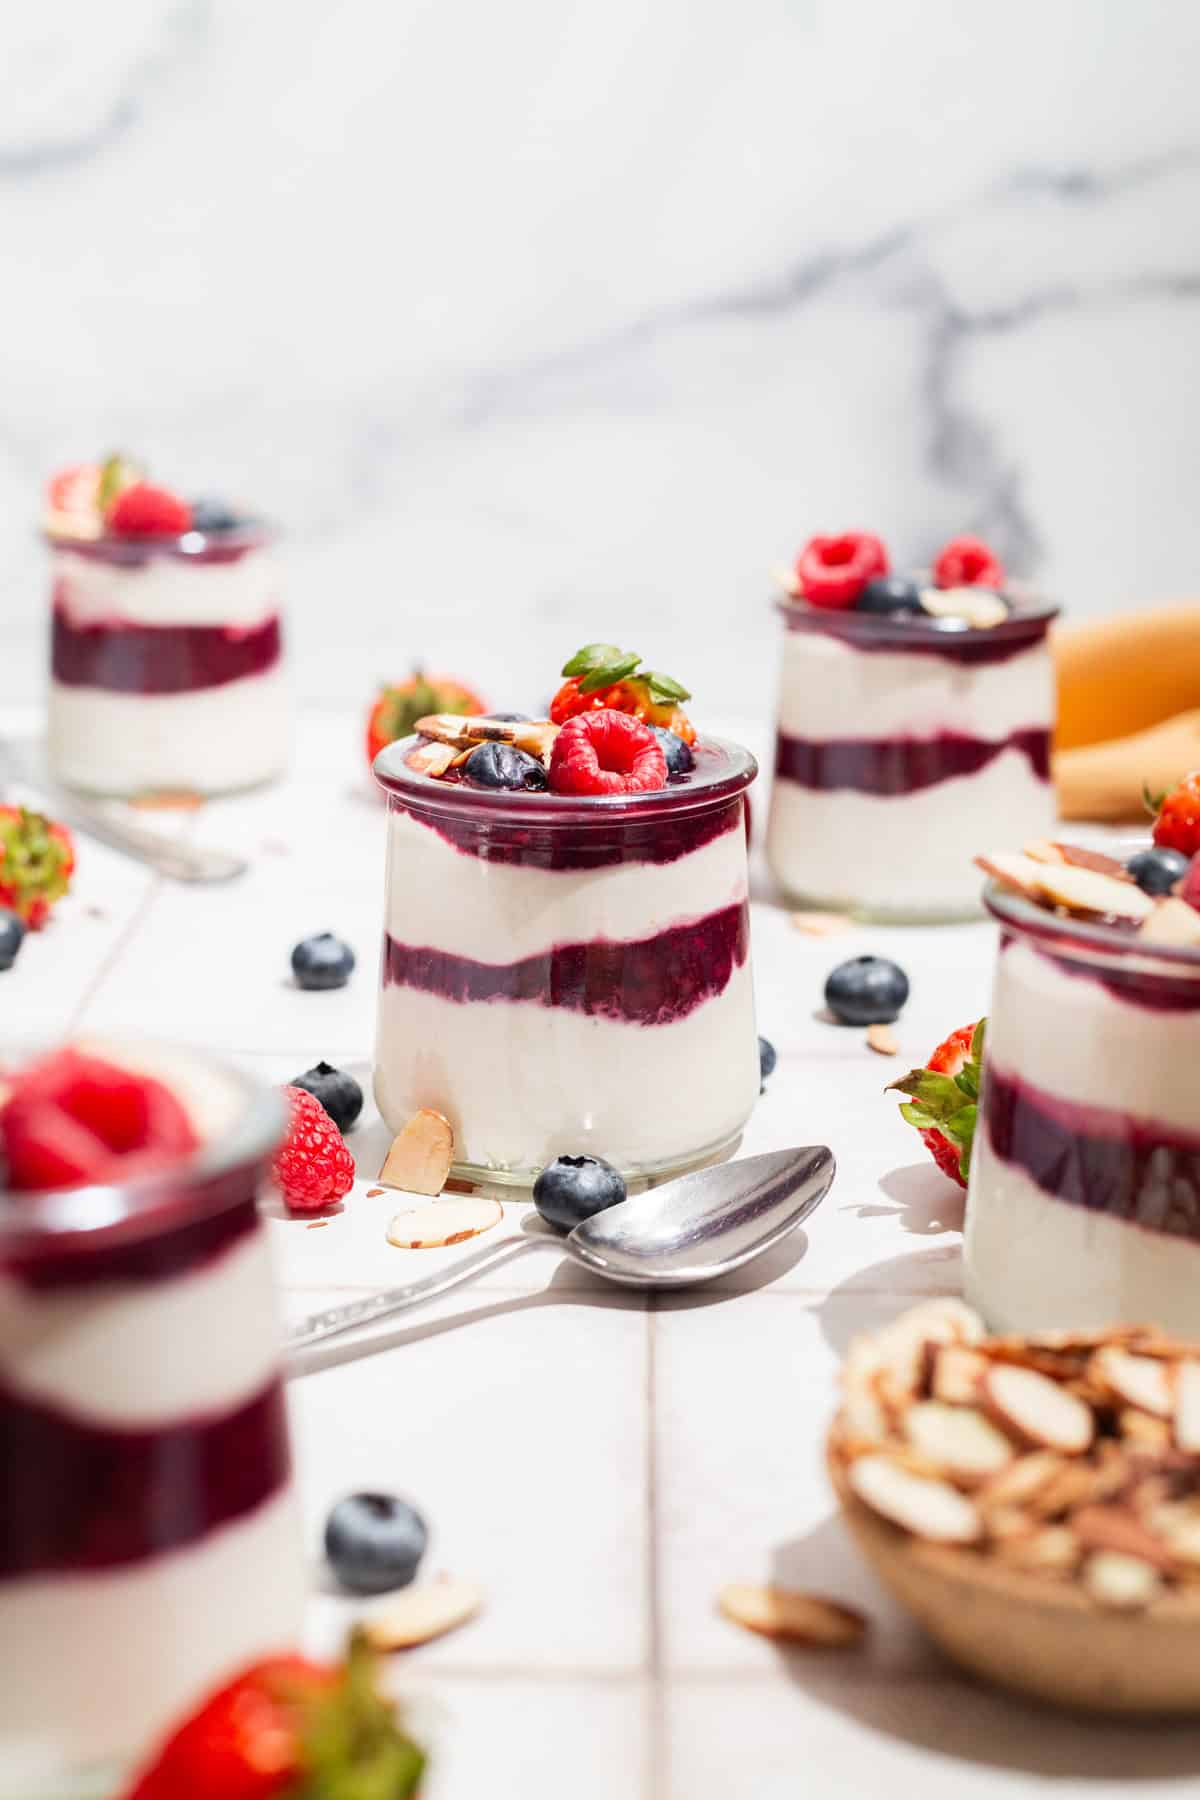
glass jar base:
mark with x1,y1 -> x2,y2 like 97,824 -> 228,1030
777,884 -> 984,927
448,1126 -> 747,1193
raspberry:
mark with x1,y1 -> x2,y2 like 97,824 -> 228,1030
1153,773 -> 1200,859
549,710 -> 668,797
273,1086 -> 355,1211
932,535 -> 1004,590
1,1049 -> 198,1192
794,533 -> 888,609
106,482 -> 193,539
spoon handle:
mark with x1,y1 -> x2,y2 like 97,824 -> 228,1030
286,1234 -> 548,1354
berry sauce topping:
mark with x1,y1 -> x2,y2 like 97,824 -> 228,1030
549,710 -> 668,797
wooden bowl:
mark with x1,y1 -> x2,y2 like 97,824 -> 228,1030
828,1444 -> 1200,1715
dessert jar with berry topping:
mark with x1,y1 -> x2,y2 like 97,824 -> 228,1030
372,660 -> 759,1184
0,1039 -> 304,1793
44,457 -> 289,798
963,842 -> 1200,1335
766,532 -> 1059,921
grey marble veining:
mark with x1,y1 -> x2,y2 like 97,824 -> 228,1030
1,1 -> 1199,717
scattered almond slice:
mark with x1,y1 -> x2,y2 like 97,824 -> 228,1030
866,1023 -> 898,1057
1091,1346 -> 1173,1418
847,1453 -> 982,1543
982,1363 -> 1094,1454
718,1583 -> 868,1648
930,1345 -> 988,1406
790,910 -> 853,936
920,586 -> 1009,629
1175,1362 -> 1200,1453
363,1578 -> 484,1650
386,1196 -> 502,1249
1071,1505 -> 1176,1574
379,1110 -> 454,1196
1083,1550 -> 1164,1610
405,740 -> 459,778
1138,897 -> 1200,946
904,1402 -> 1014,1482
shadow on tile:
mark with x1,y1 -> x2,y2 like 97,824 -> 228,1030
814,1248 -> 965,1353
851,1160 -> 965,1236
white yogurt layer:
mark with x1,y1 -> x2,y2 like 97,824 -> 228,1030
985,938 -> 1200,1135
965,1133 -> 1200,1336
0,1224 -> 281,1424
386,806 -> 747,958
375,968 -> 759,1176
52,544 -> 280,629
48,666 -> 289,795
0,1487 -> 304,1775
774,631 -> 1054,741
766,751 -> 1054,915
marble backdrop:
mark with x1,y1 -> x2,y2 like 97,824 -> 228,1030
2,0 -> 1199,718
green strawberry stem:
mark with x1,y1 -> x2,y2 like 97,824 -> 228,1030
295,1630 -> 425,1799
889,1019 -> 987,1182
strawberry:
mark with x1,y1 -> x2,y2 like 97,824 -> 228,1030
1151,771 -> 1200,859
932,535 -> 1004,590
366,672 -> 487,766
0,806 -> 75,928
888,1020 -> 986,1189
550,644 -> 695,745
122,1633 -> 424,1800
272,1085 -> 355,1211
1,1048 -> 199,1192
549,709 -> 668,796
45,453 -> 143,540
106,481 -> 192,539
794,533 -> 888,609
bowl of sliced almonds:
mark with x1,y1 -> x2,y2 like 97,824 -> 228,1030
827,1300 -> 1200,1714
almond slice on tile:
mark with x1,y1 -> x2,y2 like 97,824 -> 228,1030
1091,1346 -> 1174,1417
1071,1505 -> 1177,1574
866,1023 -> 899,1057
791,910 -> 853,937
405,740 -> 460,777
718,1583 -> 868,1648
386,1196 -> 502,1249
919,587 -> 1009,629
1083,1550 -> 1164,1610
930,1346 -> 988,1406
982,1362 -> 1094,1453
1030,863 -> 1156,922
1138,897 -> 1200,947
1175,1361 -> 1200,1453
379,1110 -> 454,1196
904,1402 -> 1015,1482
847,1453 -> 982,1543
363,1578 -> 484,1650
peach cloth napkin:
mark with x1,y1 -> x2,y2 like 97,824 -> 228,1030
1054,604 -> 1200,821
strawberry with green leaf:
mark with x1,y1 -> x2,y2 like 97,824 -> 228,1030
888,1019 -> 986,1189
550,643 -> 695,745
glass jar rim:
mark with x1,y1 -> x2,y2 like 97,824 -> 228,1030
984,879 -> 1200,976
776,588 -> 1059,649
43,521 -> 278,562
373,733 -> 757,824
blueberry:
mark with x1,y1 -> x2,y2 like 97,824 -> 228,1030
291,932 -> 356,991
0,909 -> 25,972
325,1492 -> 428,1595
533,1154 -> 626,1231
289,1061 -> 363,1132
463,741 -> 548,791
650,726 -> 695,777
188,496 -> 244,533
1126,846 -> 1189,896
758,1036 -> 777,1082
484,711 -> 530,723
857,575 -> 924,616
825,955 -> 909,1026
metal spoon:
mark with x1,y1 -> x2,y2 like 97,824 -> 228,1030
288,1145 -> 834,1354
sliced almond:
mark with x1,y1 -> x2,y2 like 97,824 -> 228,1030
363,1577 -> 484,1650
1091,1346 -> 1173,1418
1083,1550 -> 1164,1610
978,1450 -> 1066,1513
414,713 -> 558,763
862,1300 -> 985,1401
904,1402 -> 1015,1482
920,586 -> 1009,629
982,1363 -> 1094,1453
1031,863 -> 1156,922
405,739 -> 460,777
866,1023 -> 898,1057
974,851 -> 1051,901
931,1345 -> 988,1406
1053,843 -> 1133,879
1138,897 -> 1200,947
1021,838 -> 1067,865
791,910 -> 853,937
1175,1361 -> 1200,1453
718,1583 -> 868,1648
991,1524 -> 1081,1574
840,1383 -> 890,1446
1153,1505 -> 1200,1565
1119,1408 -> 1173,1452
379,1110 -> 455,1196
847,1453 -> 982,1543
387,1196 -> 502,1249
1071,1505 -> 1176,1574
1029,1458 -> 1127,1519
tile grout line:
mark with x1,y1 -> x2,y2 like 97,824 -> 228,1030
644,1291 -> 665,1800
66,871 -> 168,1034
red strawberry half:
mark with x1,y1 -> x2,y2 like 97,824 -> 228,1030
2,1048 -> 199,1192
888,1020 -> 985,1189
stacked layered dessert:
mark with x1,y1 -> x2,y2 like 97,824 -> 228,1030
44,458 -> 287,796
964,820 -> 1200,1336
766,531 -> 1058,919
0,1041 -> 302,1780
373,645 -> 760,1183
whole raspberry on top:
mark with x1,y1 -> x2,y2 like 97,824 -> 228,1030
549,710 -> 668,797
888,1021 -> 984,1190
1152,771 -> 1200,860
273,1086 -> 355,1212
932,535 -> 1004,590
794,533 -> 888,609
107,482 -> 193,539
